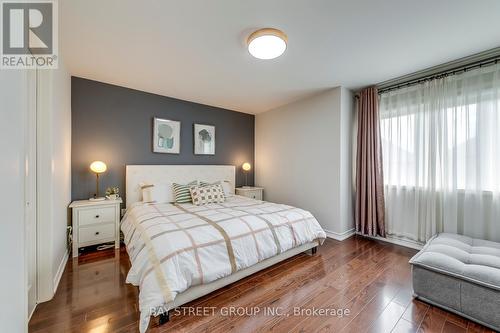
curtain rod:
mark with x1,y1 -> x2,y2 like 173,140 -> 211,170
377,57 -> 500,94
369,46 -> 500,96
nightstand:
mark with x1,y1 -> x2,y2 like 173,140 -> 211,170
235,187 -> 264,200
69,198 -> 122,257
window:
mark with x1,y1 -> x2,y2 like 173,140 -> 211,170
380,69 -> 500,192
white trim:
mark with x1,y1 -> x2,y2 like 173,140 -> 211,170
357,233 -> 423,250
28,304 -> 36,322
324,228 -> 424,250
22,69 -> 31,331
36,69 -> 55,302
25,69 -> 37,324
53,250 -> 68,294
324,228 -> 355,241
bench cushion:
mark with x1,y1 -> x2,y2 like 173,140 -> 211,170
409,233 -> 500,291
410,233 -> 500,330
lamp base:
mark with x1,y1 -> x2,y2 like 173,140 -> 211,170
89,197 -> 106,202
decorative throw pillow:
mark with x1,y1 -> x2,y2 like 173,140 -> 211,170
140,183 -> 156,203
200,180 -> 232,196
190,184 -> 226,205
140,182 -> 174,203
172,181 -> 198,203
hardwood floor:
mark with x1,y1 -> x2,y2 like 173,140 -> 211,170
29,236 -> 495,333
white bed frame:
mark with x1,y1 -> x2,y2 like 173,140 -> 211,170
125,165 -> 318,324
165,241 -> 317,309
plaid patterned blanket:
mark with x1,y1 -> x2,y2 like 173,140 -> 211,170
121,195 -> 326,332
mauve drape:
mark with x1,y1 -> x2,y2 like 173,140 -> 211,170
355,87 -> 386,237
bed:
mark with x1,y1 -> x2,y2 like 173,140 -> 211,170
122,165 -> 326,332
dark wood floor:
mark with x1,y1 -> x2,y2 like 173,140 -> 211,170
29,236 -> 495,333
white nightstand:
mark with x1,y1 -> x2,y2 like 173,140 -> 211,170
69,198 -> 122,257
235,187 -> 264,200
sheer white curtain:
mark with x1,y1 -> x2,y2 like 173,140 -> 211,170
380,63 -> 500,243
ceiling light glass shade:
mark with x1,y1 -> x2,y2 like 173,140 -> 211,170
247,28 -> 287,60
90,161 -> 107,174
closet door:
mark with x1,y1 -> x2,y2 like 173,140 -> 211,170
26,69 -> 37,318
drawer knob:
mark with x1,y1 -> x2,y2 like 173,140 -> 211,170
95,231 -> 100,235
95,215 -> 100,218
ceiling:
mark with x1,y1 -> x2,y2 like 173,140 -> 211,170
60,0 -> 500,114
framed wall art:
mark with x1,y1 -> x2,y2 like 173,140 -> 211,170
153,117 -> 180,154
194,123 -> 215,155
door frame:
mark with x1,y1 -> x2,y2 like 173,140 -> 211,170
36,69 -> 56,303
25,69 -> 38,320
24,63 -> 59,323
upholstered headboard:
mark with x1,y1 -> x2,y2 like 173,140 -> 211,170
125,165 -> 235,208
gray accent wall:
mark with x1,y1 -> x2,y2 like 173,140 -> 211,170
71,77 -> 254,203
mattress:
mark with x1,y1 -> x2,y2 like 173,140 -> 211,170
121,194 -> 326,332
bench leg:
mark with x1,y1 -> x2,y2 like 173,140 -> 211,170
311,246 -> 318,255
159,311 -> 169,325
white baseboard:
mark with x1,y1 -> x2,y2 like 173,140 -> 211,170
323,227 -> 424,251
28,303 -> 36,321
53,250 -> 68,294
324,228 -> 355,241
357,233 -> 423,250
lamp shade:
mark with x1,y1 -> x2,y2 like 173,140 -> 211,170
242,162 -> 251,171
90,161 -> 107,174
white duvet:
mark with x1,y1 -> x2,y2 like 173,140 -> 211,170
121,195 -> 326,332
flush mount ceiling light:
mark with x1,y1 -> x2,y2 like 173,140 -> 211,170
247,28 -> 287,60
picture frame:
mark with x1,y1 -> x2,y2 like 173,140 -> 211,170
153,117 -> 181,154
193,123 -> 215,155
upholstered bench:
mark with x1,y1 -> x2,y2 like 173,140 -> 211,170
409,233 -> 500,331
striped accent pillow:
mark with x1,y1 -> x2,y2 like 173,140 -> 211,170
172,181 -> 198,203
190,184 -> 225,205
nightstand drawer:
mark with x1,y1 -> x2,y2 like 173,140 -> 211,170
79,223 -> 115,244
245,190 -> 262,200
237,190 -> 262,200
70,198 -> 122,257
236,187 -> 264,200
79,206 -> 115,226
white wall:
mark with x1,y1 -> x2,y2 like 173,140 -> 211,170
255,87 -> 354,239
0,71 -> 28,331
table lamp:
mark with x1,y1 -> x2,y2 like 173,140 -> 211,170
89,161 -> 107,201
242,162 -> 251,188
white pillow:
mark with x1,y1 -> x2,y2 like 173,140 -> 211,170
140,182 -> 174,203
200,180 -> 233,196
